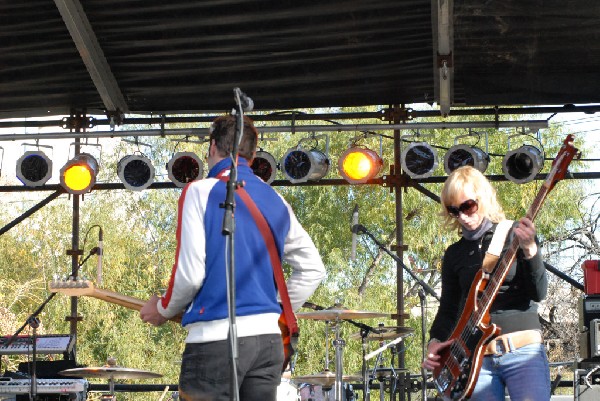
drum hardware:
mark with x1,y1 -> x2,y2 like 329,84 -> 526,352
353,323 -> 412,401
348,327 -> 414,342
293,370 -> 362,387
59,357 -> 162,400
365,335 -> 406,362
297,307 -> 394,401
296,309 -> 389,321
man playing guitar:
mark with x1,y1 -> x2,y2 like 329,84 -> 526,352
140,115 -> 326,401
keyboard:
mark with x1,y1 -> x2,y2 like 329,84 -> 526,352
0,335 -> 74,355
0,378 -> 87,400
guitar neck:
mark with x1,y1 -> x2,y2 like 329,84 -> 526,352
89,288 -> 182,323
476,181 -> 552,321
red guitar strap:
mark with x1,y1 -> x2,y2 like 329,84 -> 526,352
216,174 -> 299,343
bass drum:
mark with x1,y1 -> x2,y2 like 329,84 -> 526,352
298,383 -> 356,401
277,378 -> 300,401
298,384 -> 329,401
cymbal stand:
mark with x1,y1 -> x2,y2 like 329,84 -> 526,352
373,341 -> 394,401
366,339 -> 405,401
101,358 -> 119,401
359,327 -> 374,401
102,377 -> 117,401
325,321 -> 331,371
332,318 -> 345,401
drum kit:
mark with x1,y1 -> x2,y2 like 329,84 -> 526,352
290,307 -> 414,401
55,307 -> 411,401
58,357 -> 166,401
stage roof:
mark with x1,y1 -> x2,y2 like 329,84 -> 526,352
2,1 -> 600,118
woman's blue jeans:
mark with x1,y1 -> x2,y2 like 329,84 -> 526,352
471,343 -> 550,401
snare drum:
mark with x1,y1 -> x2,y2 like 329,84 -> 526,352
277,378 -> 299,401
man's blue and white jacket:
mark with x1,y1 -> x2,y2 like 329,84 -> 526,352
157,158 -> 326,343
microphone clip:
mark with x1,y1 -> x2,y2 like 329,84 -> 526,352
351,224 -> 365,235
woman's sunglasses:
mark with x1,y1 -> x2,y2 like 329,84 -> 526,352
446,199 -> 478,218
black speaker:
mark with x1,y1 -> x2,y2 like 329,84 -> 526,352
17,360 -> 81,379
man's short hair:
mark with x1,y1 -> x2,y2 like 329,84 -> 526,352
209,115 -> 258,161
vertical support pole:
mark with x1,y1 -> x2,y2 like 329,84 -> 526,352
393,106 -> 405,401
67,109 -> 84,361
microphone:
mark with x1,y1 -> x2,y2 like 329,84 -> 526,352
234,87 -> 254,112
351,204 -> 359,261
96,227 -> 103,286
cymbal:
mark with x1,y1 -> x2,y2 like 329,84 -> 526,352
349,326 -> 415,341
59,366 -> 163,380
292,370 -> 362,386
296,309 -> 389,320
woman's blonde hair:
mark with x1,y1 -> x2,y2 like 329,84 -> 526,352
441,166 -> 505,230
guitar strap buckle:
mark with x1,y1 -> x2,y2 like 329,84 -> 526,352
491,338 -> 510,356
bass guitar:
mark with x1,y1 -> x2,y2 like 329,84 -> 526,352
432,134 -> 578,400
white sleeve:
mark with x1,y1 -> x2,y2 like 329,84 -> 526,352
282,200 -> 326,311
158,182 -> 210,318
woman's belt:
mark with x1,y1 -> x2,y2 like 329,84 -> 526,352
484,329 -> 543,356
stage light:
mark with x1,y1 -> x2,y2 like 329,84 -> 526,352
167,152 -> 203,187
59,153 -> 98,194
16,150 -> 53,186
401,142 -> 438,179
281,148 -> 330,184
502,145 -> 544,184
338,147 -> 383,184
251,151 -> 278,184
444,144 -> 489,174
117,154 -> 155,191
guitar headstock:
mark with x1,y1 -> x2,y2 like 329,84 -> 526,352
49,279 -> 96,296
545,134 -> 579,191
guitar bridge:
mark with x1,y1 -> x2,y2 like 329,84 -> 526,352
434,367 -> 452,393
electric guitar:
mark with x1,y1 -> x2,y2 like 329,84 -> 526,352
48,279 -> 182,323
432,134 -> 578,401
48,279 -> 295,370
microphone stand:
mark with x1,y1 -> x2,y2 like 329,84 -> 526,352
6,247 -> 98,401
352,223 -> 440,400
418,289 -> 428,401
352,224 -> 439,302
220,88 -> 251,401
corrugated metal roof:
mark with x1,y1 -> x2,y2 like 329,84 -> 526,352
1,1 -> 599,117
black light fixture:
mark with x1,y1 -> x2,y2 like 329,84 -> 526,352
401,141 -> 438,179
167,152 -> 204,187
59,153 -> 99,194
280,134 -> 330,184
251,150 -> 278,184
444,144 -> 490,174
502,144 -> 544,184
117,154 -> 155,191
281,148 -> 329,183
16,150 -> 53,186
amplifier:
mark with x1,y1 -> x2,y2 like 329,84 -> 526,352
575,368 -> 600,401
579,296 -> 600,359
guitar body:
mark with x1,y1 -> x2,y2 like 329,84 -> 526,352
433,270 -> 500,401
278,313 -> 298,372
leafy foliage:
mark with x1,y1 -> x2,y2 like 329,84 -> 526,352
0,109 -> 594,400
